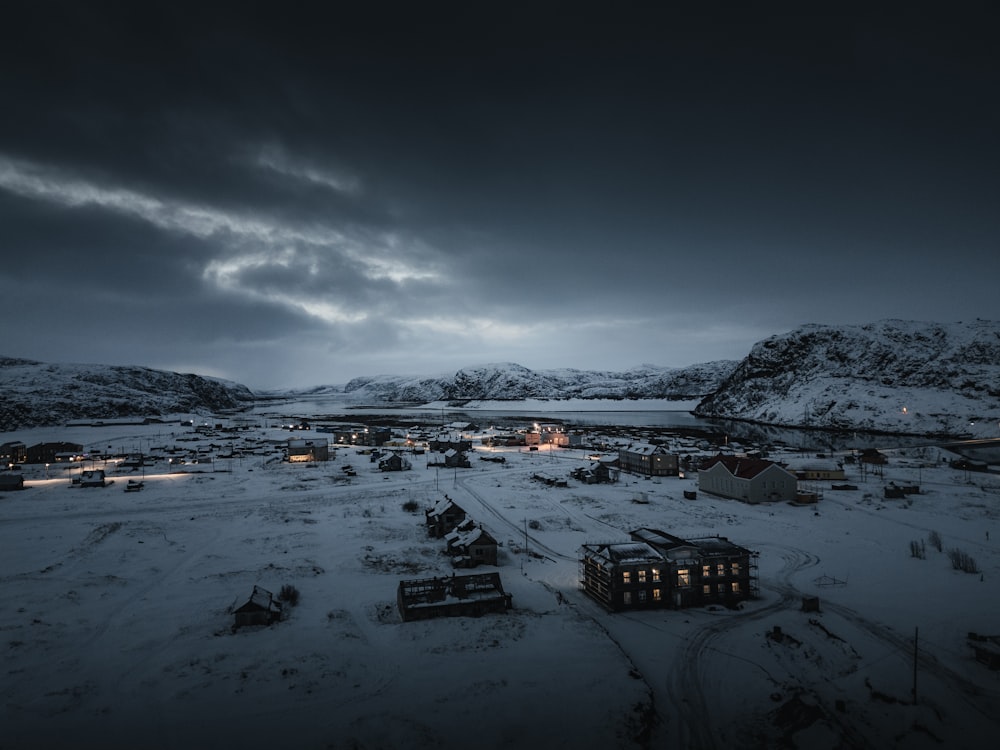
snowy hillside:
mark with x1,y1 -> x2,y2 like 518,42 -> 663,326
333,361 -> 738,403
0,357 -> 255,431
694,320 -> 1000,436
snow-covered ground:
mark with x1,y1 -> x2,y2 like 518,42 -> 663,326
2,417 -> 999,749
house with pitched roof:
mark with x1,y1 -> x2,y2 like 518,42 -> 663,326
232,585 -> 282,628
379,453 -> 412,472
286,438 -> 330,462
445,524 -> 499,567
425,495 -> 467,538
697,455 -> 797,504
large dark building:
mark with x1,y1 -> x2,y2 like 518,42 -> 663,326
581,528 -> 758,611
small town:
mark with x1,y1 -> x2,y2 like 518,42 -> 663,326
2,408 -> 998,749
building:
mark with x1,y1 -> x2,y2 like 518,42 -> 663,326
0,473 -> 25,491
233,585 -> 282,628
397,573 -> 513,622
425,496 -> 467,538
580,541 -> 667,611
631,528 -> 757,609
697,455 -> 797,504
286,438 -> 330,462
26,442 -> 84,464
538,425 -> 569,446
379,453 -> 412,472
428,449 -> 470,468
445,525 -> 499,567
0,441 -> 26,465
784,459 -> 846,481
859,448 -> 888,465
79,469 -> 108,488
580,528 -> 757,612
618,443 -> 679,477
571,460 -> 617,484
429,435 -> 472,452
326,426 -> 390,447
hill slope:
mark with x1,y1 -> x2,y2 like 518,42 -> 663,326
326,361 -> 739,403
693,320 -> 1000,436
0,357 -> 255,431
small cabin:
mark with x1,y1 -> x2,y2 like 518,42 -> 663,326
0,473 -> 25,491
79,470 -> 108,488
233,585 -> 282,628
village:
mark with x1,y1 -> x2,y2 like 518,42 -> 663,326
1,411 -> 999,749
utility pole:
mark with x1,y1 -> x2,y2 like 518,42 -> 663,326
912,627 -> 919,704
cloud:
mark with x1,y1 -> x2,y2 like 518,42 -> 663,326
253,144 -> 362,196
0,153 -> 447,320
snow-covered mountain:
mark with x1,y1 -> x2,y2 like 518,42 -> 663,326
694,319 -> 1000,436
6,318 -> 999,437
0,357 -> 255,431
330,361 -> 738,403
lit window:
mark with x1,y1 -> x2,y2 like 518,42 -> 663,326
717,563 -> 725,577
677,569 -> 690,586
731,582 -> 740,593
622,571 -> 632,584
731,562 -> 740,575
702,584 -> 710,595
652,588 -> 661,601
651,568 -> 660,582
702,565 -> 711,578
638,570 -> 647,583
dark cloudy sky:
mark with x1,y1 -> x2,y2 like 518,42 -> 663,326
2,3 -> 998,389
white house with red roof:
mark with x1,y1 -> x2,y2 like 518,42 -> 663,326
697,455 -> 797,504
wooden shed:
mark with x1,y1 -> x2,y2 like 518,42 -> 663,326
233,585 -> 282,628
0,473 -> 25,491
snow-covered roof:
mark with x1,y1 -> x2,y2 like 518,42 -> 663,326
584,542 -> 663,567
699,455 -> 791,480
620,442 -> 668,456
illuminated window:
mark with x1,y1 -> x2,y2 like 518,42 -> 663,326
638,570 -> 647,583
731,562 -> 740,575
651,568 -> 660,582
731,582 -> 740,593
702,565 -> 711,578
677,569 -> 690,586
622,571 -> 632,584
717,563 -> 725,577
652,588 -> 661,601
702,584 -> 710,595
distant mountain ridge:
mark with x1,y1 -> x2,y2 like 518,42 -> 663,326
694,319 -> 1000,436
301,361 -> 739,404
0,358 -> 255,431
4,319 -> 999,437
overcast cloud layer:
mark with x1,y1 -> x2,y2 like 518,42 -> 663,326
2,4 -> 998,390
